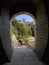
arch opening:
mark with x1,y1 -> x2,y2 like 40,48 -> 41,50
11,12 -> 36,49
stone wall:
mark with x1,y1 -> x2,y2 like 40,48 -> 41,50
0,8 -> 13,60
35,1 -> 48,59
0,0 -> 48,62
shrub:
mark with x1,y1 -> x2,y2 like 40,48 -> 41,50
12,18 -> 35,45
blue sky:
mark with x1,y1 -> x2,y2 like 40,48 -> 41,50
15,14 -> 34,23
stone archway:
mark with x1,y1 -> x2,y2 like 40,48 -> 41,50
0,0 -> 49,65
10,1 -> 48,60
10,11 -> 36,49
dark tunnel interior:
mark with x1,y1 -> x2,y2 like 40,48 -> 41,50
0,0 -> 49,65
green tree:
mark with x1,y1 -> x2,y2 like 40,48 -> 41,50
12,18 -> 35,45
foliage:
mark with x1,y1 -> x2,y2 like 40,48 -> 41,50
31,25 -> 35,36
12,18 -> 35,45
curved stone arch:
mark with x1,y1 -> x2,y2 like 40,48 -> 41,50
0,0 -> 49,64
10,1 -> 37,18
11,11 -> 36,22
10,1 -> 48,60
10,11 -> 36,29
10,11 -> 36,48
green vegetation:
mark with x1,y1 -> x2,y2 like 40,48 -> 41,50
12,18 -> 35,45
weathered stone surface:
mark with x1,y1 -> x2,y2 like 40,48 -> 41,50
0,8 -> 13,60
0,0 -> 48,65
3,63 -> 13,65
10,48 -> 45,65
35,1 -> 48,59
